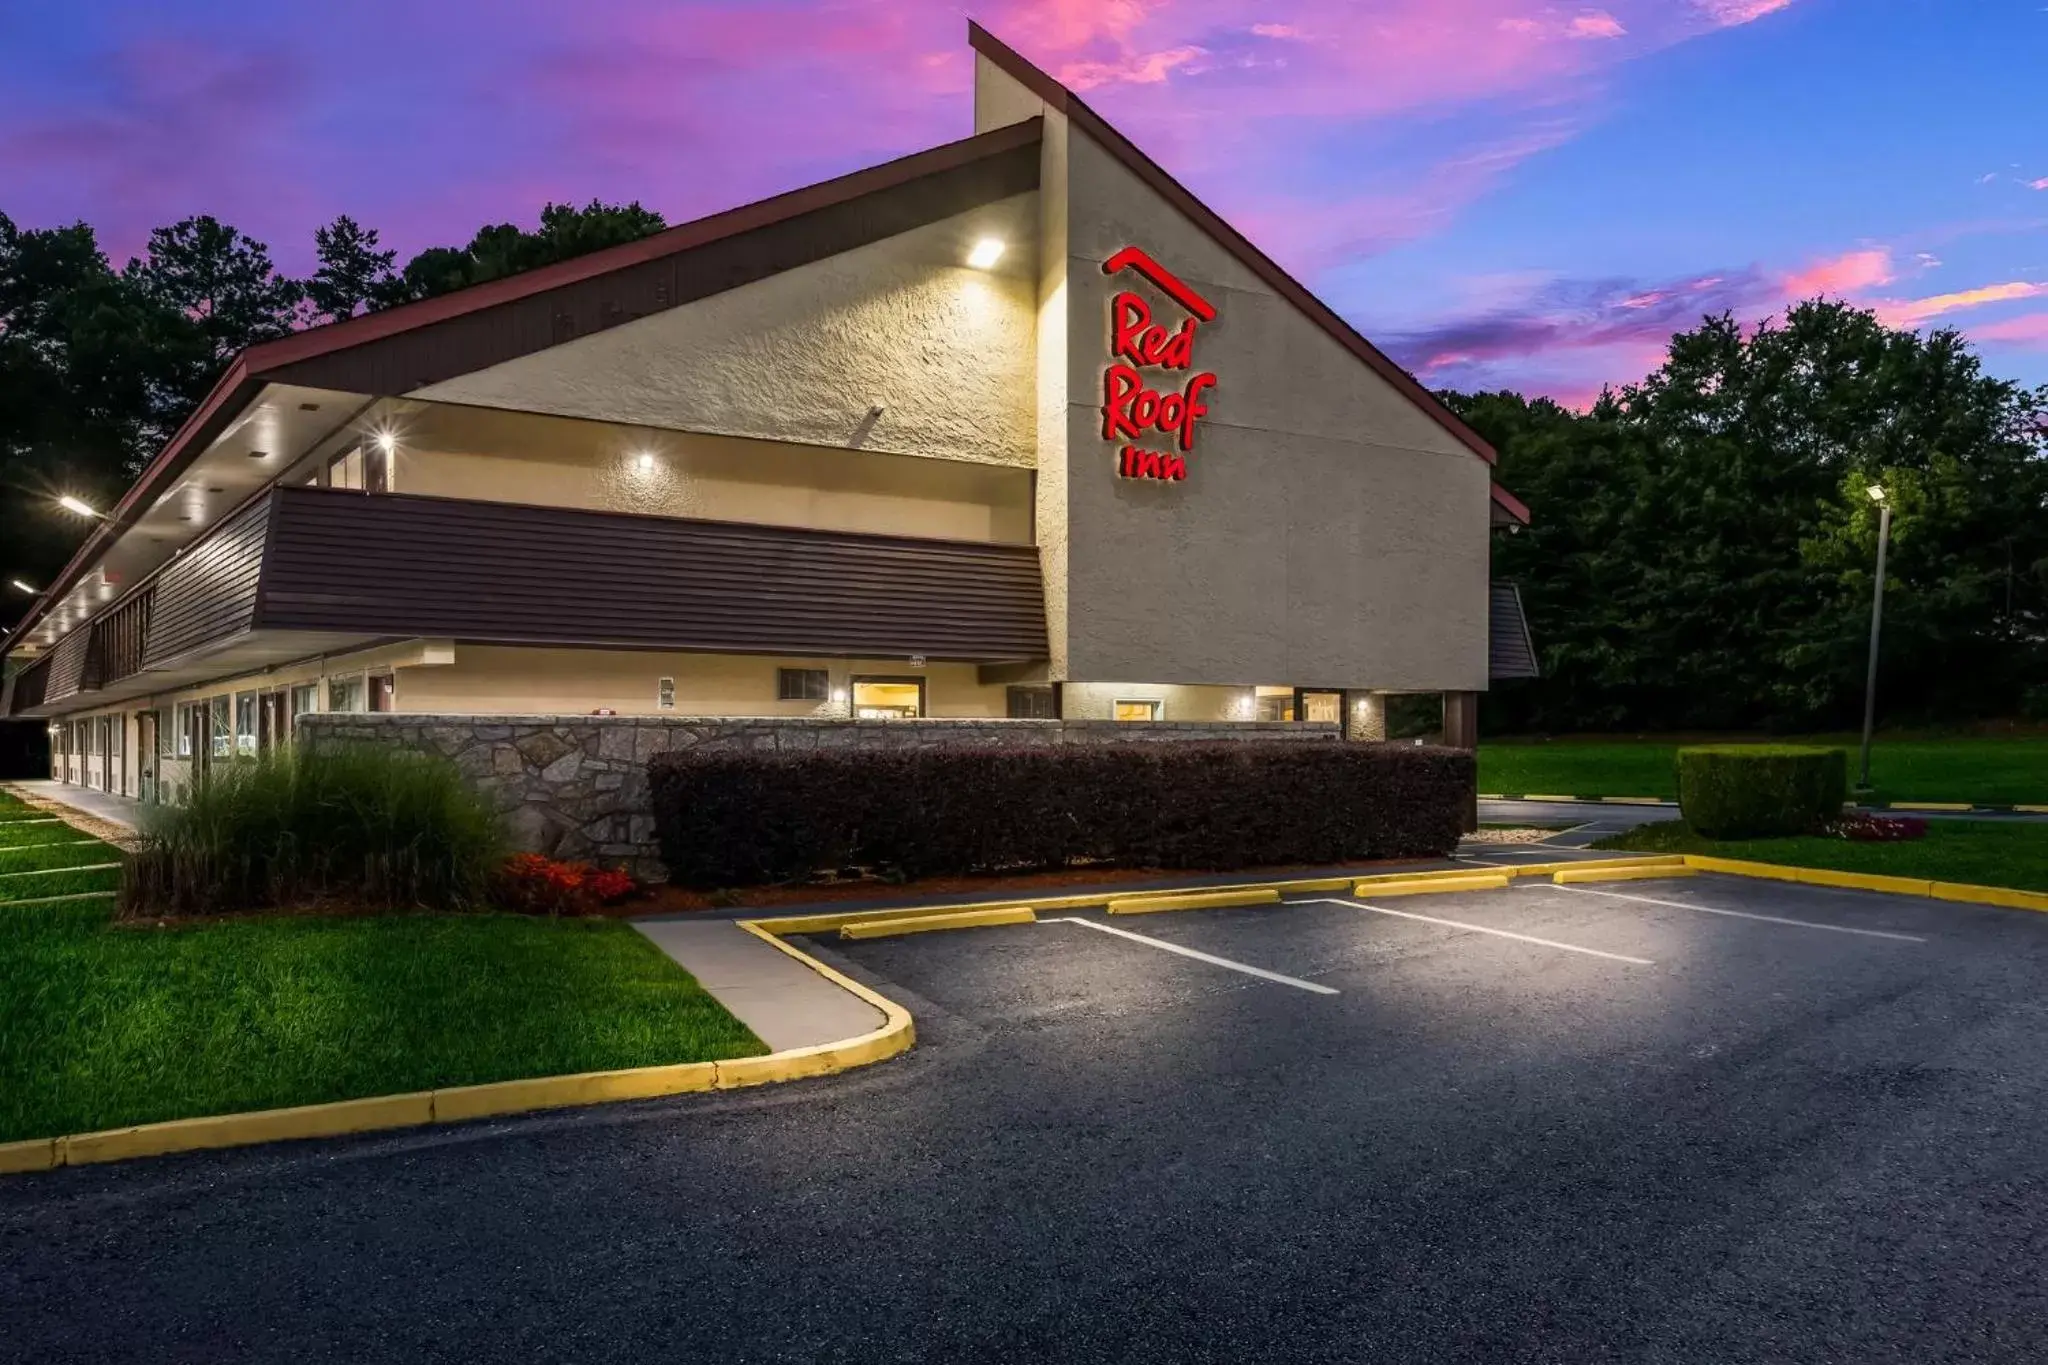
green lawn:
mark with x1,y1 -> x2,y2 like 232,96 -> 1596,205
1591,819 -> 2048,894
1481,734 -> 2048,805
0,792 -> 765,1145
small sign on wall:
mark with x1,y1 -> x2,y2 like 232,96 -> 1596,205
657,678 -> 676,710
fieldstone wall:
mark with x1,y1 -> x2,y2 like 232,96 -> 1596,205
298,714 -> 1340,877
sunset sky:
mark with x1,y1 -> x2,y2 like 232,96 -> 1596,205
3,0 -> 2044,405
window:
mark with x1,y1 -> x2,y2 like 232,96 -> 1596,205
234,693 -> 258,756
368,674 -> 395,713
657,677 -> 677,710
851,677 -> 923,719
1254,686 -> 1295,723
328,675 -> 365,713
174,703 -> 194,758
777,668 -> 830,702
1114,699 -> 1161,723
157,709 -> 175,759
290,684 -> 319,717
328,446 -> 365,491
1007,686 -> 1057,720
209,696 -> 232,758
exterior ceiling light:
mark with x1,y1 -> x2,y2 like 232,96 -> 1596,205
375,431 -> 397,455
57,495 -> 100,518
966,238 -> 1005,270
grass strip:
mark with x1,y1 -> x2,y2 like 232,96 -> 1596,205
0,907 -> 766,1143
0,866 -> 125,904
1592,819 -> 2048,894
0,842 -> 116,876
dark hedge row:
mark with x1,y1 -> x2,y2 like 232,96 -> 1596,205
649,742 -> 1475,887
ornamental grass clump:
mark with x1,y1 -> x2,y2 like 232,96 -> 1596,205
122,746 -> 505,917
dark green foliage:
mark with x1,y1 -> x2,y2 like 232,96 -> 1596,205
649,743 -> 1474,887
1453,301 -> 2048,732
122,746 -> 506,916
1593,818 -> 2048,894
376,199 -> 667,305
305,214 -> 398,323
1676,745 -> 1847,839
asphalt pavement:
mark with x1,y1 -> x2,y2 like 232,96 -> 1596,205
8,872 -> 2048,1362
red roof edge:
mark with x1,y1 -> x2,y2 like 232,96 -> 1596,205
967,21 -> 1497,469
1490,482 -> 1532,526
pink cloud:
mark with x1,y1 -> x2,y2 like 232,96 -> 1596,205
1695,0 -> 1798,25
1968,313 -> 2048,348
1781,248 -> 1894,298
1567,11 -> 1628,40
2030,178 -> 2048,191
1876,281 -> 2048,328
1061,45 -> 1208,91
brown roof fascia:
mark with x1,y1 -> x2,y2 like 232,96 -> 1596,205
967,21 -> 1498,469
5,118 -> 1045,657
1490,482 -> 1532,526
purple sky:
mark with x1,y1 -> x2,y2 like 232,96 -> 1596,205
4,0 -> 2045,406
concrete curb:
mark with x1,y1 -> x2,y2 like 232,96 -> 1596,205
840,905 -> 1037,939
0,916 -> 915,1177
1108,888 -> 1282,916
1354,872 -> 1510,896
1553,864 -> 1698,886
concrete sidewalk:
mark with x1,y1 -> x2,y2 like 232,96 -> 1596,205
634,919 -> 886,1052
4,780 -> 142,843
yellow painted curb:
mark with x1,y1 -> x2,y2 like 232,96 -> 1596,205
1353,872 -> 1511,897
433,1063 -> 719,1124
1929,882 -> 2048,913
5,915 -> 917,1176
1520,794 -> 1577,802
1599,797 -> 1670,806
1107,887 -> 1282,915
64,1092 -> 437,1168
0,1137 -> 59,1175
1683,854 -> 1804,884
1485,856 -> 1687,881
1889,802 -> 1974,813
2015,805 -> 2048,815
839,905 -> 1036,940
1552,865 -> 1697,885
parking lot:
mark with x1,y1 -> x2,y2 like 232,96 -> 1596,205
10,868 -> 2048,1362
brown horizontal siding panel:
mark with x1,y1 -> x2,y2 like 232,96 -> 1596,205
141,498 -> 271,670
43,627 -> 92,703
256,489 -> 1049,661
82,586 -> 152,690
4,655 -> 49,714
268,139 -> 1040,397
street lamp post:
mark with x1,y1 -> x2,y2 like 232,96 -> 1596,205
1857,485 -> 1892,793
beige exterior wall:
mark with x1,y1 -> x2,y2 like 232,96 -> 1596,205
1058,681 -> 1248,723
392,646 -> 1012,719
1053,131 -> 1491,695
389,405 -> 1032,544
410,196 -> 1042,471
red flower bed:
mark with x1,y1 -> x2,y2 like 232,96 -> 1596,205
1827,813 -> 1929,843
494,853 -> 643,915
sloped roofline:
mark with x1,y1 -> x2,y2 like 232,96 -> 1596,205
968,21 -> 1500,472
7,119 -> 1044,654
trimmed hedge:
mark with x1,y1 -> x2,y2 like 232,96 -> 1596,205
1676,745 -> 1847,840
650,742 -> 1475,887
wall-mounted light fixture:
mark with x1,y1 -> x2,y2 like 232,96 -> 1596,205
966,238 -> 1005,270
375,431 -> 397,456
634,451 -> 658,472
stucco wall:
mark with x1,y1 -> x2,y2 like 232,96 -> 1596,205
301,712 -> 1339,877
1053,130 -> 1492,693
411,196 -> 1042,470
392,406 -> 1032,543
393,646 -> 1013,719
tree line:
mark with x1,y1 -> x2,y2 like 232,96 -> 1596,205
4,202 -> 2045,732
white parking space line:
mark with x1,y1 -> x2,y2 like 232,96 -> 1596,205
1540,882 -> 1927,943
1303,898 -> 1656,967
1046,917 -> 1340,995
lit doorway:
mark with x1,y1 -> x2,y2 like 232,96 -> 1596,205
1296,689 -> 1346,725
851,677 -> 925,719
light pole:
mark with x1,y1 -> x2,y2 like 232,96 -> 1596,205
1857,484 -> 1892,793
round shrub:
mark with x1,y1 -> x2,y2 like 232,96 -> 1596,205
1676,745 -> 1847,840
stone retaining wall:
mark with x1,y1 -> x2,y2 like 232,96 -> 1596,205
298,714 -> 1340,877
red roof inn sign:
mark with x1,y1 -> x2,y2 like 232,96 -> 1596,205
1101,246 -> 1218,483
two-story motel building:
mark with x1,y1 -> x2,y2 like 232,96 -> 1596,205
2,24 -> 1536,803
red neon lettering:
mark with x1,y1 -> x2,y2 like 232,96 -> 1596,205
1102,246 -> 1218,484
